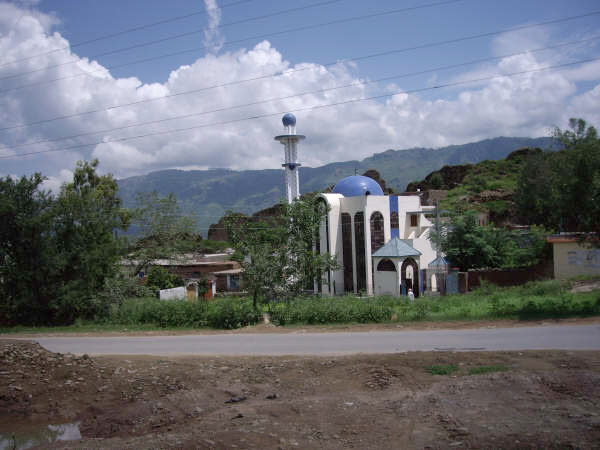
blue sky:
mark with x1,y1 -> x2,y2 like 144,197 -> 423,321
1,0 -> 599,188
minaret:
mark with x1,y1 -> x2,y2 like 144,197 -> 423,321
275,113 -> 305,203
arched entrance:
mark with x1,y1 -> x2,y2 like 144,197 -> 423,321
374,258 -> 398,296
401,257 -> 419,297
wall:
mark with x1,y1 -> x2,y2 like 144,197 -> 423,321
553,241 -> 600,279
159,286 -> 186,300
465,261 -> 553,290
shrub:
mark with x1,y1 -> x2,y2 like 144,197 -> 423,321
205,298 -> 260,329
267,297 -> 392,326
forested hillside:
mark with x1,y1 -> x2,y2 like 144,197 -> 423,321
117,136 -> 555,234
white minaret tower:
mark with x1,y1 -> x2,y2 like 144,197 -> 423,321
274,113 -> 305,203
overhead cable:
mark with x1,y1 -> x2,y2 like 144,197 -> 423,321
0,0 -> 254,69
0,0 -> 469,92
1,10 -> 598,131
1,57 -> 596,160
2,36 -> 597,153
0,0 -> 350,81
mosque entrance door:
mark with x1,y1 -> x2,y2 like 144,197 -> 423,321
401,258 -> 419,298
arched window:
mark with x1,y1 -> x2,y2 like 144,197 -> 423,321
354,212 -> 366,292
377,259 -> 396,271
370,211 -> 385,253
341,213 -> 354,292
391,211 -> 399,230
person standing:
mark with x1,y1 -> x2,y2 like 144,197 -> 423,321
407,288 -> 415,301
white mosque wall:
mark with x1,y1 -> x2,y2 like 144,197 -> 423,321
397,196 -> 421,238
411,228 -> 437,268
319,194 -> 344,295
317,191 -> 438,297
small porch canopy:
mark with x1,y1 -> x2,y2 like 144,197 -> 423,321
372,238 -> 421,297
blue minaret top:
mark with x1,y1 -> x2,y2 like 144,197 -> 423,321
282,113 -> 296,127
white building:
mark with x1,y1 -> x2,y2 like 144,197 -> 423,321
316,175 -> 438,297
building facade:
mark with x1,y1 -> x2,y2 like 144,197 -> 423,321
316,175 -> 438,297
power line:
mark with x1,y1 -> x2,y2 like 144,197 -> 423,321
0,0 -> 349,81
0,0 -> 254,69
1,10 -> 598,132
3,36 -> 596,153
0,0 -> 468,93
1,56 -> 595,160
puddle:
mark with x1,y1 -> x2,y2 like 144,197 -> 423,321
0,422 -> 81,450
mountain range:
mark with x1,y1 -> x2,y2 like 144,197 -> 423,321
117,136 -> 557,236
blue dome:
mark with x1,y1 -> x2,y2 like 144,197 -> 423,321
332,175 -> 384,197
282,113 -> 296,127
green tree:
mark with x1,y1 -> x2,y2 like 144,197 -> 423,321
431,213 -> 549,271
129,192 -> 201,273
225,198 -> 338,309
0,160 -> 129,325
51,160 -> 130,323
0,173 -> 56,324
516,118 -> 599,245
145,266 -> 184,293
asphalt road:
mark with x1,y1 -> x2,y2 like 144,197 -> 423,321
23,324 -> 600,356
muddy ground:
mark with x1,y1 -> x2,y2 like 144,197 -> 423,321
1,340 -> 600,449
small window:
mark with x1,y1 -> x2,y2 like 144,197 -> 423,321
410,214 -> 418,227
391,211 -> 399,229
377,259 -> 396,271
138,271 -> 145,278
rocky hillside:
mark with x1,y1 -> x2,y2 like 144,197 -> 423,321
406,147 -> 546,224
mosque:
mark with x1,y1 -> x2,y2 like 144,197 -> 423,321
275,113 -> 440,297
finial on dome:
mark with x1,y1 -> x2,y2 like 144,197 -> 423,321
282,113 -> 296,128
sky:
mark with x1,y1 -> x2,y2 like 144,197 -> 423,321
0,0 -> 599,191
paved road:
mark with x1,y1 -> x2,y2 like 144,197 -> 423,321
24,324 -> 600,356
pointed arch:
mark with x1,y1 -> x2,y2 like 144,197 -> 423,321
370,211 -> 385,253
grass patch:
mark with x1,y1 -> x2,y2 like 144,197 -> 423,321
2,279 -> 599,332
425,364 -> 459,375
467,364 -> 508,375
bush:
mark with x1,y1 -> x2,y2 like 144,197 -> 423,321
267,297 -> 393,326
108,297 -> 260,329
205,298 -> 260,329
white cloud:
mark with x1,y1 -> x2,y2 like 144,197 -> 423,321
0,2 -> 598,183
41,168 -> 72,193
203,0 -> 224,53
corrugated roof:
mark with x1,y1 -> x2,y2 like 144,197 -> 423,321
372,238 -> 421,258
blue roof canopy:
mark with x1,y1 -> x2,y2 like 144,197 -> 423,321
332,175 -> 384,197
372,238 -> 421,258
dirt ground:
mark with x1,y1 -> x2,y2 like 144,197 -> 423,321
1,340 -> 600,449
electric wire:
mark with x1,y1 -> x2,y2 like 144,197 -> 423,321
0,0 -> 470,93
0,0 -> 255,69
1,56 -> 595,160
0,0 -> 350,81
1,9 -> 598,132
2,36 -> 596,153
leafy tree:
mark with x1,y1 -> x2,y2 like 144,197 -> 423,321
0,160 -> 129,325
145,266 -> 184,293
0,174 -> 57,324
51,160 -> 130,322
516,118 -> 599,245
225,198 -> 338,309
429,172 -> 444,189
129,192 -> 201,273
431,213 -> 549,271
